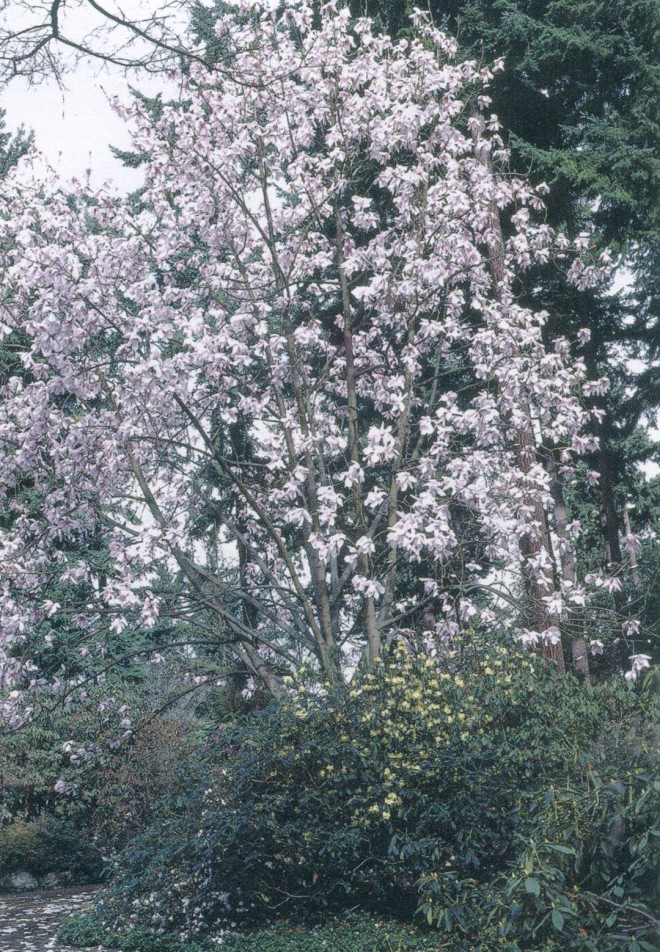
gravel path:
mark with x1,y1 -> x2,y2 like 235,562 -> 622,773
0,888 -> 117,952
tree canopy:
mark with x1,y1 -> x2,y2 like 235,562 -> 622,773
0,1 -> 619,722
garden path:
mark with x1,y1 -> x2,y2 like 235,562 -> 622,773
0,888 -> 116,952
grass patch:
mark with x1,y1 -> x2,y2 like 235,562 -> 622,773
59,911 -> 446,951
218,915 -> 445,950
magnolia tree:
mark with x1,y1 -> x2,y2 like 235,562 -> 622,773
0,0 -> 618,721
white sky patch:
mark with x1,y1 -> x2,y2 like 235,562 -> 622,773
1,0 -> 181,190
4,69 -> 146,189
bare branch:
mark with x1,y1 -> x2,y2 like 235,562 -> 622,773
0,0 -> 207,87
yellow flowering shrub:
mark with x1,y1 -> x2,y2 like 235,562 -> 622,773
100,636 -> 655,949
188,639 -> 626,920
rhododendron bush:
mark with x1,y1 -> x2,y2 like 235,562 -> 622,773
0,0 -> 608,720
87,644 -> 658,945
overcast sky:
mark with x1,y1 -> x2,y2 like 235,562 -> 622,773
3,70 -> 148,190
0,0 -> 180,190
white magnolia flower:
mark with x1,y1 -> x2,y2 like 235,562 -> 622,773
624,653 -> 651,682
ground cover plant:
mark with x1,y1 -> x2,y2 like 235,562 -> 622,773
59,910 -> 446,952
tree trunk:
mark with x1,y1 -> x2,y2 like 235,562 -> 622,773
472,116 -> 566,674
598,445 -> 626,620
622,507 -> 641,589
544,449 -> 591,682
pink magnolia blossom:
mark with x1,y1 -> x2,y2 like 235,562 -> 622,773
0,0 -> 599,712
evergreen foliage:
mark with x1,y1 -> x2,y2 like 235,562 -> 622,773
87,639 -> 658,949
366,0 -> 660,658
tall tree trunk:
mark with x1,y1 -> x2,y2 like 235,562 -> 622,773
597,445 -> 627,638
473,117 -> 566,673
544,449 -> 591,682
622,507 -> 641,590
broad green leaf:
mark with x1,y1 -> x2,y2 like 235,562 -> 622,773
551,908 -> 565,931
524,877 -> 540,897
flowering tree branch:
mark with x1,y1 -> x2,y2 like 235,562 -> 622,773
0,1 -> 608,720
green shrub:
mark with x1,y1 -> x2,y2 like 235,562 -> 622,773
0,819 -> 46,873
58,913 -> 109,948
96,638 -> 656,948
0,815 -> 101,880
417,675 -> 659,950
59,912 -> 212,951
0,675 -> 202,890
494,727 -> 659,950
216,914 -> 448,951
92,718 -> 198,851
0,698 -> 119,826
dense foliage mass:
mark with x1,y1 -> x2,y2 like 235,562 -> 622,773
0,2 -> 656,951
59,639 -> 658,950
